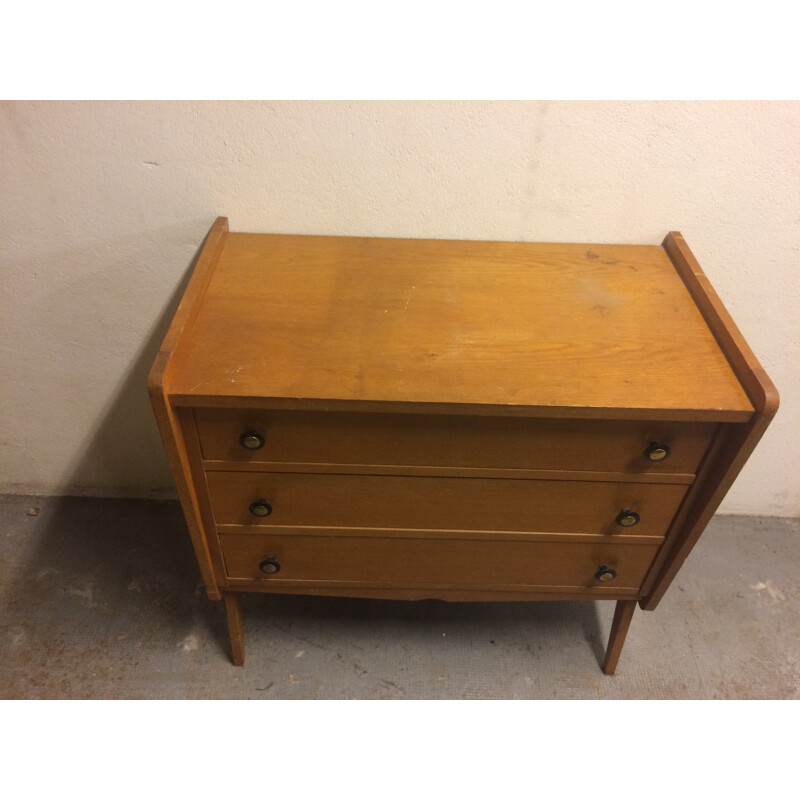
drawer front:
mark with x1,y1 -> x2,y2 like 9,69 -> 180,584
219,532 -> 660,591
195,409 -> 715,474
206,472 -> 687,537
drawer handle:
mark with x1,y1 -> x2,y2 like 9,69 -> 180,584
644,442 -> 670,462
616,509 -> 640,527
595,565 -> 617,582
249,499 -> 273,517
239,429 -> 265,450
259,556 -> 281,575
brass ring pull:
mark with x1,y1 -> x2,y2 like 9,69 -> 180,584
239,429 -> 265,450
616,509 -> 640,527
595,565 -> 617,582
249,499 -> 273,517
645,442 -> 670,462
259,556 -> 281,575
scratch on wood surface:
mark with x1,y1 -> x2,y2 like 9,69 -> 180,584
404,286 -> 415,311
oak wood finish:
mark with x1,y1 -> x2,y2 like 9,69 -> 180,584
218,532 -> 660,591
215,526 -> 662,545
206,471 -> 687,537
169,233 -> 753,420
148,218 -> 229,600
176,406 -> 230,587
150,219 -> 776,673
602,600 -> 637,675
222,584 -> 640,602
638,234 -> 780,610
195,408 -> 716,475
204,462 -> 696,485
224,592 -> 244,666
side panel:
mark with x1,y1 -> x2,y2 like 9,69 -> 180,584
147,217 -> 229,599
640,234 -> 779,609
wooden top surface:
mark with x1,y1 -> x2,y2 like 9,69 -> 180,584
167,231 -> 753,419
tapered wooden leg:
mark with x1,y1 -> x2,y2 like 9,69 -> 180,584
224,592 -> 245,666
602,600 -> 636,675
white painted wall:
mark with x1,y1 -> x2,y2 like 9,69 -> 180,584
1,101 -> 797,515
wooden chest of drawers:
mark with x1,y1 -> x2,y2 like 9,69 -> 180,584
149,219 -> 777,673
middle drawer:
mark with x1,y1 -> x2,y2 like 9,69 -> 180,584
206,472 -> 687,537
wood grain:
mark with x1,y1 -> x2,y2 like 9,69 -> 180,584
220,583 -> 639,602
224,592 -> 244,666
150,217 -> 229,388
639,234 -> 780,609
663,232 -> 779,417
203,461 -> 696,484
219,532 -> 660,592
195,408 -> 716,475
150,222 -> 776,674
214,525 -> 664,545
147,217 -> 229,599
205,471 -> 688,537
176,407 -> 230,587
602,599 -> 637,675
169,233 -> 753,419
173,394 -> 749,422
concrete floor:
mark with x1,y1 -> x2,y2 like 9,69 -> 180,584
0,494 -> 797,699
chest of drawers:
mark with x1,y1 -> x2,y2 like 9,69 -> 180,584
149,219 -> 777,674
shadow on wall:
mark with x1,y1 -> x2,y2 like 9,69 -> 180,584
51,221 -> 218,499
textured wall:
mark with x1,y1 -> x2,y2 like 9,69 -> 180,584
1,101 -> 797,514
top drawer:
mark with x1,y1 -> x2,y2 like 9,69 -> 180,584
194,409 -> 715,475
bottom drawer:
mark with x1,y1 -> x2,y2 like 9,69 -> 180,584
219,532 -> 659,592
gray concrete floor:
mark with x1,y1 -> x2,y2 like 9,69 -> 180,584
0,494 -> 797,699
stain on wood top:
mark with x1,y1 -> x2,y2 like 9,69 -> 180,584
168,232 -> 753,419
